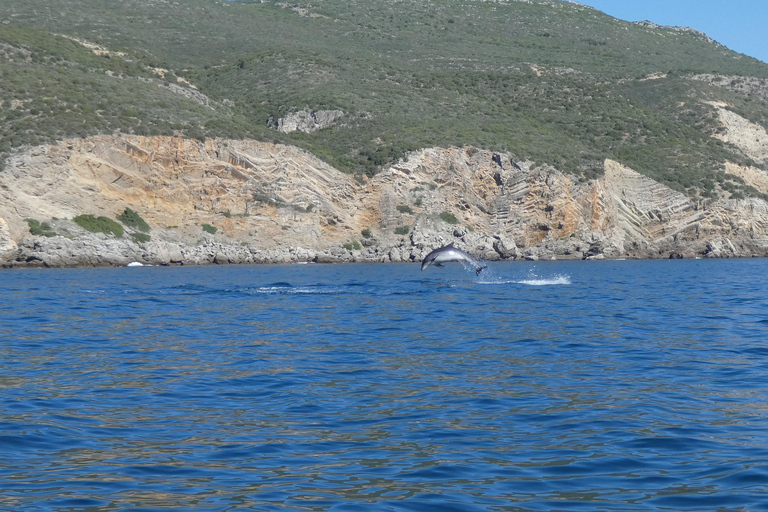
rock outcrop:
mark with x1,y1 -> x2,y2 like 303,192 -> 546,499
709,101 -> 768,167
2,132 -> 768,268
0,216 -> 16,255
275,109 -> 344,133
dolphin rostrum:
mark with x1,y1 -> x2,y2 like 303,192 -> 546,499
420,243 -> 487,275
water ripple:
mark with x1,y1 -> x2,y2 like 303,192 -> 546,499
2,260 -> 768,510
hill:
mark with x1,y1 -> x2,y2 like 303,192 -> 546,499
2,0 -> 768,265
2,0 -> 768,194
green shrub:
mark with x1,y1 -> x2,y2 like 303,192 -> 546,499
343,240 -> 361,251
361,228 -> 372,239
3,0 -> 768,200
26,218 -> 56,237
394,226 -> 410,235
132,232 -> 151,243
202,224 -> 218,234
396,205 -> 413,214
440,211 -> 459,224
73,214 -> 124,238
117,207 -> 150,232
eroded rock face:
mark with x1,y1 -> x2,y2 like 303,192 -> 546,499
709,102 -> 768,166
0,217 -> 17,254
275,109 -> 344,133
2,135 -> 768,267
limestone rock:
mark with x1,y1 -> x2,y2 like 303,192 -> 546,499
275,109 -> 344,133
3,135 -> 768,267
709,102 -> 768,166
0,217 -> 17,254
493,235 -> 517,259
144,241 -> 183,265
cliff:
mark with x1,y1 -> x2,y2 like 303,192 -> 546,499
2,110 -> 768,267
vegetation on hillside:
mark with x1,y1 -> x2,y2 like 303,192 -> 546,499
26,218 -> 56,237
0,25 -> 259,161
117,208 -> 151,233
1,0 -> 768,200
73,214 -> 124,238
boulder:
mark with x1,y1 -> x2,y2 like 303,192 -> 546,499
492,235 -> 517,259
0,217 -> 17,254
276,109 -> 344,133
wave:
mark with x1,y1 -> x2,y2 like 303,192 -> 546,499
515,275 -> 571,286
249,285 -> 425,296
477,271 -> 571,286
249,285 -> 339,295
161,281 -> 425,297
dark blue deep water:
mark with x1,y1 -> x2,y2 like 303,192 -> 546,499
2,259 -> 768,511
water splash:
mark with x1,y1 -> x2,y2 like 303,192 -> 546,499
476,266 -> 571,286
516,266 -> 571,286
515,274 -> 571,286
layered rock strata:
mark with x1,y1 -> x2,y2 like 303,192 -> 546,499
2,132 -> 768,268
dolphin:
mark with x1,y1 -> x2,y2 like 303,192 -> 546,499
421,243 -> 487,275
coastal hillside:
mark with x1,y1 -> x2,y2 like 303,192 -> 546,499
1,0 -> 768,265
2,128 -> 768,267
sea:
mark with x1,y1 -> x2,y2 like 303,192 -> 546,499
2,259 -> 768,511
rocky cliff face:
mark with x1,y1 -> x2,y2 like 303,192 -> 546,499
2,115 -> 768,267
274,109 -> 345,133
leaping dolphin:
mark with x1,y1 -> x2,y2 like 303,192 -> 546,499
421,243 -> 487,275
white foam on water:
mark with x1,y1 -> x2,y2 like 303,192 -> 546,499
476,269 -> 572,286
254,286 -> 305,294
515,275 -> 571,286
250,286 -> 340,295
476,279 -> 516,285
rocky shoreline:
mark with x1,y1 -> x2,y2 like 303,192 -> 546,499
2,125 -> 768,269
0,224 -> 524,268
2,218 -> 764,270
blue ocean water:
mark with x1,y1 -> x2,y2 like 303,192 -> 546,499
2,259 -> 768,511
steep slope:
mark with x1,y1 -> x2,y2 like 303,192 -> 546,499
2,131 -> 768,267
2,0 -> 768,194
2,0 -> 768,266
